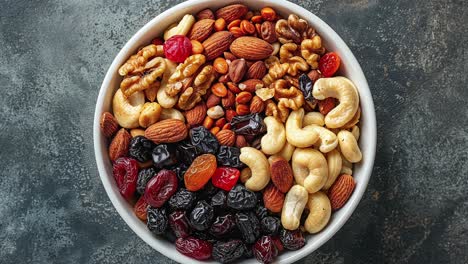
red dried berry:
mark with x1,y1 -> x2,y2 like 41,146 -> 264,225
151,37 -> 164,46
175,237 -> 213,260
212,167 -> 240,191
253,236 -> 278,264
319,52 -> 341,77
112,157 -> 138,200
169,211 -> 191,238
134,196 -> 149,222
164,35 -> 192,63
144,169 -> 178,208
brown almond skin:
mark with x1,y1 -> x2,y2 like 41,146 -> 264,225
230,36 -> 273,60
240,79 -> 264,93
206,94 -> 221,108
235,135 -> 248,148
250,96 -> 265,113
215,129 -> 236,146
188,19 -> 215,42
109,128 -> 131,161
229,59 -> 248,83
263,184 -> 285,213
222,90 -> 235,108
100,112 -> 119,138
145,119 -> 188,144
185,103 -> 207,127
270,156 -> 294,193
202,31 -> 234,60
247,61 -> 267,80
196,8 -> 215,20
215,4 -> 248,23
328,174 -> 356,210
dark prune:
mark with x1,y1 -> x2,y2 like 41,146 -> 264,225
261,216 -> 281,236
192,231 -> 217,244
144,169 -> 178,208
298,73 -> 314,101
209,214 -> 236,238
175,237 -> 213,260
152,144 -> 177,169
128,136 -> 154,162
211,190 -> 227,213
199,181 -> 218,200
112,157 -> 138,200
147,206 -> 168,235
279,229 -> 306,250
169,211 -> 191,238
168,188 -> 197,211
256,206 -> 269,220
212,240 -> 246,263
231,113 -> 266,136
217,146 -> 243,169
189,200 -> 214,231
253,235 -> 278,263
227,184 -> 257,210
235,212 -> 260,244
167,163 -> 188,185
136,167 -> 157,195
190,126 -> 220,154
176,140 -> 202,165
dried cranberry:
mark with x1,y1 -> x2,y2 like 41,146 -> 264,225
112,157 -> 138,200
144,169 -> 178,208
319,52 -> 341,77
175,237 -> 213,260
164,35 -> 192,63
253,236 -> 278,264
279,228 -> 306,250
212,167 -> 240,191
169,211 -> 191,238
209,214 -> 236,238
212,240 -> 246,263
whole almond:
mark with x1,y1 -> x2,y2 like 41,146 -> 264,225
227,82 -> 241,93
215,4 -> 248,23
225,109 -> 237,122
213,57 -> 229,74
235,135 -> 248,148
260,21 -> 278,43
215,118 -> 227,128
250,95 -> 265,113
235,91 -> 253,104
222,90 -> 235,108
202,31 -> 235,60
109,128 -> 131,161
269,156 -> 294,193
188,19 -> 214,42
218,74 -> 231,83
229,59 -> 248,83
263,184 -> 285,213
206,94 -> 221,108
239,79 -> 264,93
328,174 -> 356,210
185,103 -> 206,126
145,119 -> 188,144
100,112 -> 119,138
230,36 -> 273,60
196,8 -> 215,20
223,51 -> 237,61
247,61 -> 267,80
215,129 -> 236,146
236,104 -> 250,116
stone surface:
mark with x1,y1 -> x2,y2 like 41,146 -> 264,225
0,0 -> 467,263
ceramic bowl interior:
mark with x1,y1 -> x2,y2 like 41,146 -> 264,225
93,0 -> 377,263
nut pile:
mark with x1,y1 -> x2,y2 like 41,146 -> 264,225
101,4 -> 362,263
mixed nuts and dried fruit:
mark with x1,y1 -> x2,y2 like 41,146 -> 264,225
100,4 -> 363,263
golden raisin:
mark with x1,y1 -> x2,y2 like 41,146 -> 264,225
184,154 -> 217,191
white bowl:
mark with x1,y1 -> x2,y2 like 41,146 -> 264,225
93,0 -> 377,263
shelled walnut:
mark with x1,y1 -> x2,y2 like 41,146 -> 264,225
120,57 -> 166,97
178,65 -> 216,110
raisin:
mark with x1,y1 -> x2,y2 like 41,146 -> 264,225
175,237 -> 212,260
279,228 -> 306,250
169,211 -> 191,238
235,211 -> 260,244
168,188 -> 197,211
227,184 -> 257,210
128,136 -> 154,162
272,236 -> 284,252
167,163 -> 188,186
112,157 -> 138,200
209,213 -> 236,238
216,146 -> 243,169
256,206 -> 269,220
164,35 -> 192,63
151,144 -> 178,169
144,169 -> 178,208
176,140 -> 202,165
298,73 -> 314,101
134,196 -> 149,222
261,216 -> 281,236
319,52 -> 341,77
190,126 -> 220,154
136,167 -> 157,195
192,231 -> 217,244
231,113 -> 266,136
210,190 -> 227,213
212,240 -> 246,263
189,200 -> 214,231
147,206 -> 168,235
184,154 -> 217,191
253,236 -> 278,263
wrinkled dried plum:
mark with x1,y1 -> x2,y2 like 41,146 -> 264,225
211,190 -> 227,212
189,200 -> 214,231
212,240 -> 246,263
152,144 -> 178,168
147,206 -> 168,235
190,126 -> 220,154
279,228 -> 306,250
136,167 -> 157,195
231,113 -> 266,136
168,188 -> 197,211
261,216 -> 281,236
256,206 -> 269,220
217,146 -> 243,169
299,73 -> 314,101
209,213 -> 236,238
167,163 -> 188,185
129,136 -> 154,162
176,140 -> 202,165
227,184 -> 257,210
235,211 -> 260,244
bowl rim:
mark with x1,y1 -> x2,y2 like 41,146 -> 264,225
93,0 -> 377,263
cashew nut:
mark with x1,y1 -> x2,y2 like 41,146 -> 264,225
157,59 -> 178,108
292,148 -> 328,193
139,102 -> 162,128
338,130 -> 362,163
159,108 -> 185,122
312,77 -> 359,128
323,149 -> 342,190
261,116 -> 286,155
304,191 -> 331,233
303,112 -> 325,127
112,89 -> 145,128
340,150 -> 353,175
351,125 -> 360,141
312,126 -> 338,153
281,185 -> 308,230
164,14 -> 195,40
269,142 -> 295,163
285,108 -> 319,148
239,147 -> 271,191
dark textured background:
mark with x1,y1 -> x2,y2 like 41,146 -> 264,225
0,0 -> 467,263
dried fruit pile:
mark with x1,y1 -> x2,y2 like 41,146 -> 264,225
101,4 -> 363,263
